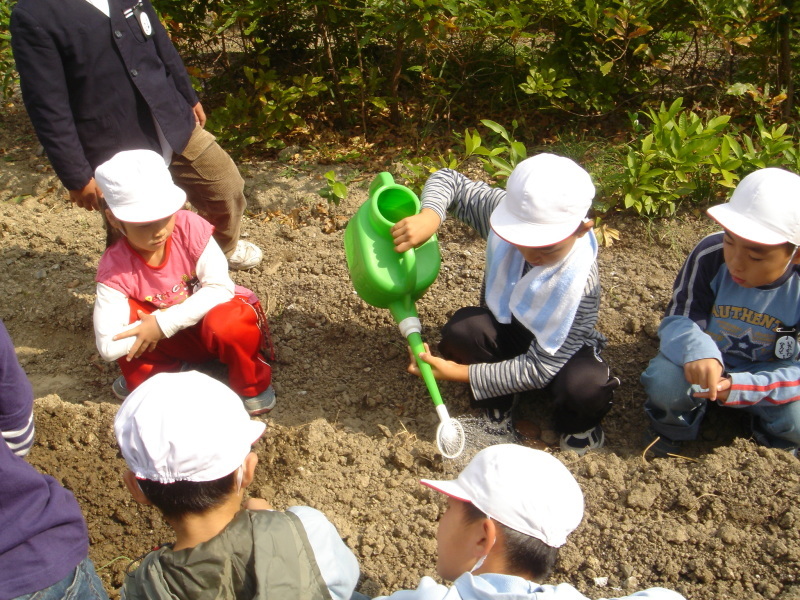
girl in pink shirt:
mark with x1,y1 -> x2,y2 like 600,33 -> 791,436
92,150 -> 275,415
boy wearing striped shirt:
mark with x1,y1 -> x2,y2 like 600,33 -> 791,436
642,168 -> 800,457
392,154 -> 619,454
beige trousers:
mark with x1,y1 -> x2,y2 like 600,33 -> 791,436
169,125 -> 246,256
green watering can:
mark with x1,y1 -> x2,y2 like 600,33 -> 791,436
344,173 -> 465,458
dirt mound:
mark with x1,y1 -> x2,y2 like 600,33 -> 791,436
2,108 -> 799,599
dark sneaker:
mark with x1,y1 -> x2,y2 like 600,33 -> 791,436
242,385 -> 277,416
643,427 -> 682,458
112,376 -> 130,400
560,425 -> 605,455
482,407 -> 518,443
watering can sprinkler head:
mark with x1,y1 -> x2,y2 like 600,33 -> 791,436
435,404 -> 466,459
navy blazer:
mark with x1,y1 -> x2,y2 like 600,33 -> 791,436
11,0 -> 199,190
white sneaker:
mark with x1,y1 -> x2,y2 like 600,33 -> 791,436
228,240 -> 263,270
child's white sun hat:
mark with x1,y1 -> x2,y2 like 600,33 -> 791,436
490,153 -> 595,247
114,371 -> 266,484
707,167 -> 800,246
95,149 -> 186,224
420,444 -> 584,548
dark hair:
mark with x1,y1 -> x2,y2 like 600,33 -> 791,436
99,198 -> 124,248
137,472 -> 237,518
461,500 -> 559,580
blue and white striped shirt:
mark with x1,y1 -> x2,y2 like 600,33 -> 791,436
421,169 -> 606,400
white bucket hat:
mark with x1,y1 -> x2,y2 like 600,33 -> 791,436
707,167 -> 800,246
114,371 -> 266,484
421,444 -> 584,548
95,149 -> 186,223
490,154 -> 595,247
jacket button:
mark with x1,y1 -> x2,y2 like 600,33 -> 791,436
130,69 -> 138,77
114,30 -> 123,38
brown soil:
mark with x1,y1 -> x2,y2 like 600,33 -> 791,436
1,107 -> 799,600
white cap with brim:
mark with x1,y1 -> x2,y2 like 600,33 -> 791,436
706,167 -> 800,246
114,371 -> 266,484
420,444 -> 584,548
490,154 -> 595,247
96,149 -> 186,224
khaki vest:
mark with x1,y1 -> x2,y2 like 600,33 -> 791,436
123,509 -> 331,600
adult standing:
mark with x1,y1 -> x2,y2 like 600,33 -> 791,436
10,0 -> 262,270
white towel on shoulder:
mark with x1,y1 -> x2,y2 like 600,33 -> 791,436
484,230 -> 597,355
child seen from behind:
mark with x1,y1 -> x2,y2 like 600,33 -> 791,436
92,149 -> 274,415
115,370 -> 361,599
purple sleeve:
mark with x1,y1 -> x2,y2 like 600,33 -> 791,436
0,320 -> 35,456
0,319 -> 90,598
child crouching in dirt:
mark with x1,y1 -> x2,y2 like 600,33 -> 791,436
92,149 -> 275,415
115,370 -> 363,599
642,167 -> 800,457
392,154 -> 619,454
374,444 -> 685,600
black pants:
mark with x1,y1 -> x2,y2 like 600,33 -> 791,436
438,306 -> 618,434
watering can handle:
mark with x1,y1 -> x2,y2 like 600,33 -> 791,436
399,247 -> 417,292
368,172 -> 395,198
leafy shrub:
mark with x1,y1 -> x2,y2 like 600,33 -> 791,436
0,1 -> 17,100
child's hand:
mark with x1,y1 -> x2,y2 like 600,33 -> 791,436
692,376 -> 732,402
113,310 -> 166,361
684,358 -> 725,401
391,208 -> 441,253
407,343 -> 469,382
245,498 -> 273,511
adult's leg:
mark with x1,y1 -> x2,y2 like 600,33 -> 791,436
549,345 -> 618,434
641,353 -> 707,441
438,306 -> 532,412
200,297 -> 272,397
169,125 -> 246,256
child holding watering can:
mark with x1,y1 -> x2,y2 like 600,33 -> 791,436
92,150 -> 275,416
391,154 -> 620,454
372,444 -> 685,600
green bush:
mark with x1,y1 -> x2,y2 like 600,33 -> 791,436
0,1 -> 17,100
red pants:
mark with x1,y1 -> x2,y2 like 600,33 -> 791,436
118,296 -> 272,397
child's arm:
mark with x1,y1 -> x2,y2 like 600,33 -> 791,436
657,316 -> 726,399
285,506 -> 361,600
704,364 -> 800,407
149,238 -> 235,339
657,233 -> 728,398
418,168 -> 506,238
94,283 -> 140,361
391,208 -> 441,253
407,343 -> 469,382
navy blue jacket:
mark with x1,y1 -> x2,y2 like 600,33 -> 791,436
11,0 -> 198,190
